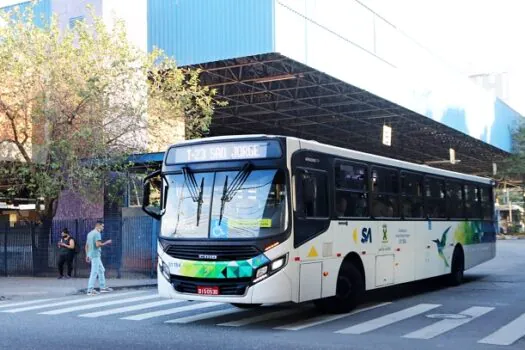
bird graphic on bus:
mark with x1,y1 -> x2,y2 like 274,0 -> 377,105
432,226 -> 451,267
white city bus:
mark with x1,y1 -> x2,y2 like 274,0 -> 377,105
142,135 -> 497,313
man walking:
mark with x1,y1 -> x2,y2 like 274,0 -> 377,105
85,221 -> 113,296
57,228 -> 76,279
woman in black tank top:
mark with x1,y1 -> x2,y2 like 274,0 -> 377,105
57,228 -> 76,279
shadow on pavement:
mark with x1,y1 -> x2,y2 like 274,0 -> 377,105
363,273 -> 488,303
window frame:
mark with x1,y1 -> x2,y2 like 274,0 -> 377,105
370,165 -> 400,219
400,170 -> 425,219
424,175 -> 447,219
294,166 -> 330,220
333,159 -> 370,219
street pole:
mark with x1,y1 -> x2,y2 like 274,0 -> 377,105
505,186 -> 512,233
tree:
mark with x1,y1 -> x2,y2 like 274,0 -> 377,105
0,3 -> 224,225
497,118 -> 525,177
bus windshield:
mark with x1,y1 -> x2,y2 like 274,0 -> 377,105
161,168 -> 288,239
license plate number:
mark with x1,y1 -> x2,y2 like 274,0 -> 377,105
197,286 -> 219,295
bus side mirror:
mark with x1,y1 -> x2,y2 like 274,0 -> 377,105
142,170 -> 163,220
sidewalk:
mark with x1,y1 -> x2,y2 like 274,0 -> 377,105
0,277 -> 157,301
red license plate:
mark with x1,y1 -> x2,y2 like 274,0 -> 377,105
197,286 -> 219,295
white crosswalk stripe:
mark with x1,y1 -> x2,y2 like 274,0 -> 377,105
274,302 -> 392,331
217,308 -> 300,327
335,303 -> 441,334
4,293 -> 525,347
402,306 -> 494,339
478,313 -> 525,346
121,302 -> 221,321
165,307 -> 244,324
0,298 -> 57,309
2,291 -> 146,313
39,294 -> 160,315
78,299 -> 184,318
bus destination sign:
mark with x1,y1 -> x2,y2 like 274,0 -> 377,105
166,140 -> 282,164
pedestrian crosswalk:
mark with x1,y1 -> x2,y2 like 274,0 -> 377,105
402,306 -> 494,340
336,303 -> 442,334
1,290 -> 524,347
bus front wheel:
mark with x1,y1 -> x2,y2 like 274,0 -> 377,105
314,263 -> 364,314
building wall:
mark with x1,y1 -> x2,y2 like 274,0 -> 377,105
144,0 -> 522,154
469,72 -> 510,102
147,0 -> 275,66
103,0 -> 147,52
51,0 -> 102,30
1,0 -> 51,27
272,0 -> 521,153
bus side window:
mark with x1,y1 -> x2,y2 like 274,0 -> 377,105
334,161 -> 368,218
401,172 -> 424,219
425,177 -> 446,218
480,186 -> 493,220
296,169 -> 328,218
446,181 -> 464,219
464,184 -> 480,219
371,166 -> 399,218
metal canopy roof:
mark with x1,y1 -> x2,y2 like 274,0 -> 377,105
190,53 -> 507,177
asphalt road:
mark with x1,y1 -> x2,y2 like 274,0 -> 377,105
1,240 -> 524,350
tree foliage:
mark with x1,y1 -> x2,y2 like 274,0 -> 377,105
0,2 -> 225,220
498,118 -> 525,183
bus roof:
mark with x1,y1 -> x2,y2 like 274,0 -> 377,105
167,134 -> 494,185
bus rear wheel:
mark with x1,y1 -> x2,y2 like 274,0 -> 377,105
447,247 -> 464,286
314,263 -> 364,314
231,303 -> 262,309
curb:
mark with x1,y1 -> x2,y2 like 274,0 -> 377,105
497,235 -> 525,240
75,283 -> 157,295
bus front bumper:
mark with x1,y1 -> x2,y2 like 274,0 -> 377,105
157,264 -> 293,305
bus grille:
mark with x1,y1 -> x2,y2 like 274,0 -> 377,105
171,276 -> 250,296
165,245 -> 261,261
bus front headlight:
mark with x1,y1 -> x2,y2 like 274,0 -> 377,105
253,254 -> 288,284
255,266 -> 268,279
271,257 -> 285,271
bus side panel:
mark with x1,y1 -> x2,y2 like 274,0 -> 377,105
294,222 -> 336,301
415,221 -> 453,280
333,221 -> 376,292
389,221 -> 416,285
414,220 -> 496,280
464,243 -> 495,270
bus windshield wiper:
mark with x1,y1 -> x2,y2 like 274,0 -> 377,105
218,163 -> 252,225
182,167 -> 204,226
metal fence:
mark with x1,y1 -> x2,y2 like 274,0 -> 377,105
0,216 -> 159,278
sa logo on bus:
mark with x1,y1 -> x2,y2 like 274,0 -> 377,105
352,227 -> 372,244
361,227 -> 372,244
